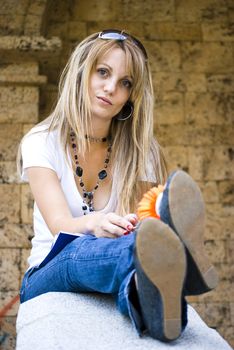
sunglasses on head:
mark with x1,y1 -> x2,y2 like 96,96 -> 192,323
98,29 -> 148,60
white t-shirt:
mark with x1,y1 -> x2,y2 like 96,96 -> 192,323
21,125 -> 118,269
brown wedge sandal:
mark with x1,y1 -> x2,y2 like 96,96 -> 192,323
160,170 -> 218,295
134,217 -> 187,342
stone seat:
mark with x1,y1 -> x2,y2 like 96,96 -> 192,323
16,292 -> 232,350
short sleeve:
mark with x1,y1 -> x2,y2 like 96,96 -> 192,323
21,129 -> 57,182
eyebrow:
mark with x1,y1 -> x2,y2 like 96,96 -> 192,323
97,62 -> 133,80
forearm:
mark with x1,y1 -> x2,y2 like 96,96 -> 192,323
50,212 -> 105,236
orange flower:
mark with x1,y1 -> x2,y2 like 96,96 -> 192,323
137,185 -> 164,220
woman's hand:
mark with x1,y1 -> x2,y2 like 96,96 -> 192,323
86,212 -> 138,238
26,167 -> 139,238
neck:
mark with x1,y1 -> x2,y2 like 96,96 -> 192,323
88,118 -> 112,141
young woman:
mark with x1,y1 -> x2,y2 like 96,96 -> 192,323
18,30 -> 218,342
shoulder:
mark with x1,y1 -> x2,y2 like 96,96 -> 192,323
22,124 -> 58,147
20,124 -> 63,181
21,125 -> 62,162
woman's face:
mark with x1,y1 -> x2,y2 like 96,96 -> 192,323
89,47 -> 133,122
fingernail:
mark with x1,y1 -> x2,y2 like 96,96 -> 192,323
123,231 -> 130,235
127,225 -> 133,230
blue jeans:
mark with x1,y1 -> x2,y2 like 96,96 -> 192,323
20,232 -> 145,334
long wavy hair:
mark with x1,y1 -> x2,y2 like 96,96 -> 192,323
18,31 -> 167,215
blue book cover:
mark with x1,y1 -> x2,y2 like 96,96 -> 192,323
38,232 -> 81,268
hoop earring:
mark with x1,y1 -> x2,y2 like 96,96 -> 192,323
115,101 -> 133,121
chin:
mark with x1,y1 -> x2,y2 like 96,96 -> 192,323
91,112 -> 114,122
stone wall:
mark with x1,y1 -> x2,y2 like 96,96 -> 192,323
0,1 -> 233,349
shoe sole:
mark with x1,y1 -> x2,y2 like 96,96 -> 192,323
168,171 -> 218,292
136,218 -> 186,341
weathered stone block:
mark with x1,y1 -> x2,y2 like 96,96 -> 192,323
187,126 -> 233,146
189,301 -> 231,328
0,62 -> 38,75
227,0 -> 234,21
23,87 -> 39,103
47,21 -> 69,39
156,125 -> 233,147
22,123 -> 35,135
20,184 -> 34,224
226,240 -> 234,264
13,36 -> 62,53
46,0 -> 71,22
204,240 -> 226,264
206,74 -> 234,92
197,181 -> 219,203
156,125 -> 188,147
0,86 -> 39,123
187,147 -> 208,180
0,316 -> 17,350
188,147 -> 234,181
22,15 -> 41,36
155,92 -> 184,124
0,291 -> 19,317
0,86 -> 23,104
0,0 -> 29,16
185,92 -> 233,126
0,161 -> 18,184
202,22 -> 234,41
231,302 -> 234,325
0,184 -> 20,223
175,0 -> 229,22
153,72 -> 207,93
0,223 -> 32,248
218,181 -> 234,205
181,42 -> 234,73
26,1 -> 46,16
0,14 -> 24,35
147,42 -> 181,72
68,21 -> 87,41
163,146 -> 188,173
21,248 -> 31,276
40,85 -> 58,120
218,261 -> 234,284
0,124 -> 23,161
205,215 -> 233,241
72,0 -> 117,21
144,22 -> 201,41
0,102 -> 38,123
116,0 -> 175,22
206,203 -> 234,220
0,248 -> 21,290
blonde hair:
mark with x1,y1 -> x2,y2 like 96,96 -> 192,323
18,31 -> 167,215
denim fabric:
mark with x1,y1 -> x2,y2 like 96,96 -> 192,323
20,232 -> 145,335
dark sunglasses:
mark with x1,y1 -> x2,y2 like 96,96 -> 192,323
98,29 -> 148,60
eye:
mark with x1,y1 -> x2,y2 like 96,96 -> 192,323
122,79 -> 133,89
97,68 -> 108,77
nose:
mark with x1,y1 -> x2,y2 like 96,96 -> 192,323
103,78 -> 117,94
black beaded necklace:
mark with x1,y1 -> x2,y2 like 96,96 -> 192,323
70,131 -> 112,214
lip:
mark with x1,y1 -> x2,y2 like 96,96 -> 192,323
97,96 -> 113,105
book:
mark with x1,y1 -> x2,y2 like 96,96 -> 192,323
38,232 -> 82,268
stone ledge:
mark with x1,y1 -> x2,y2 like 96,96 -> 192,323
16,292 -> 232,350
0,36 -> 61,52
0,74 -> 47,86
0,36 -> 62,61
